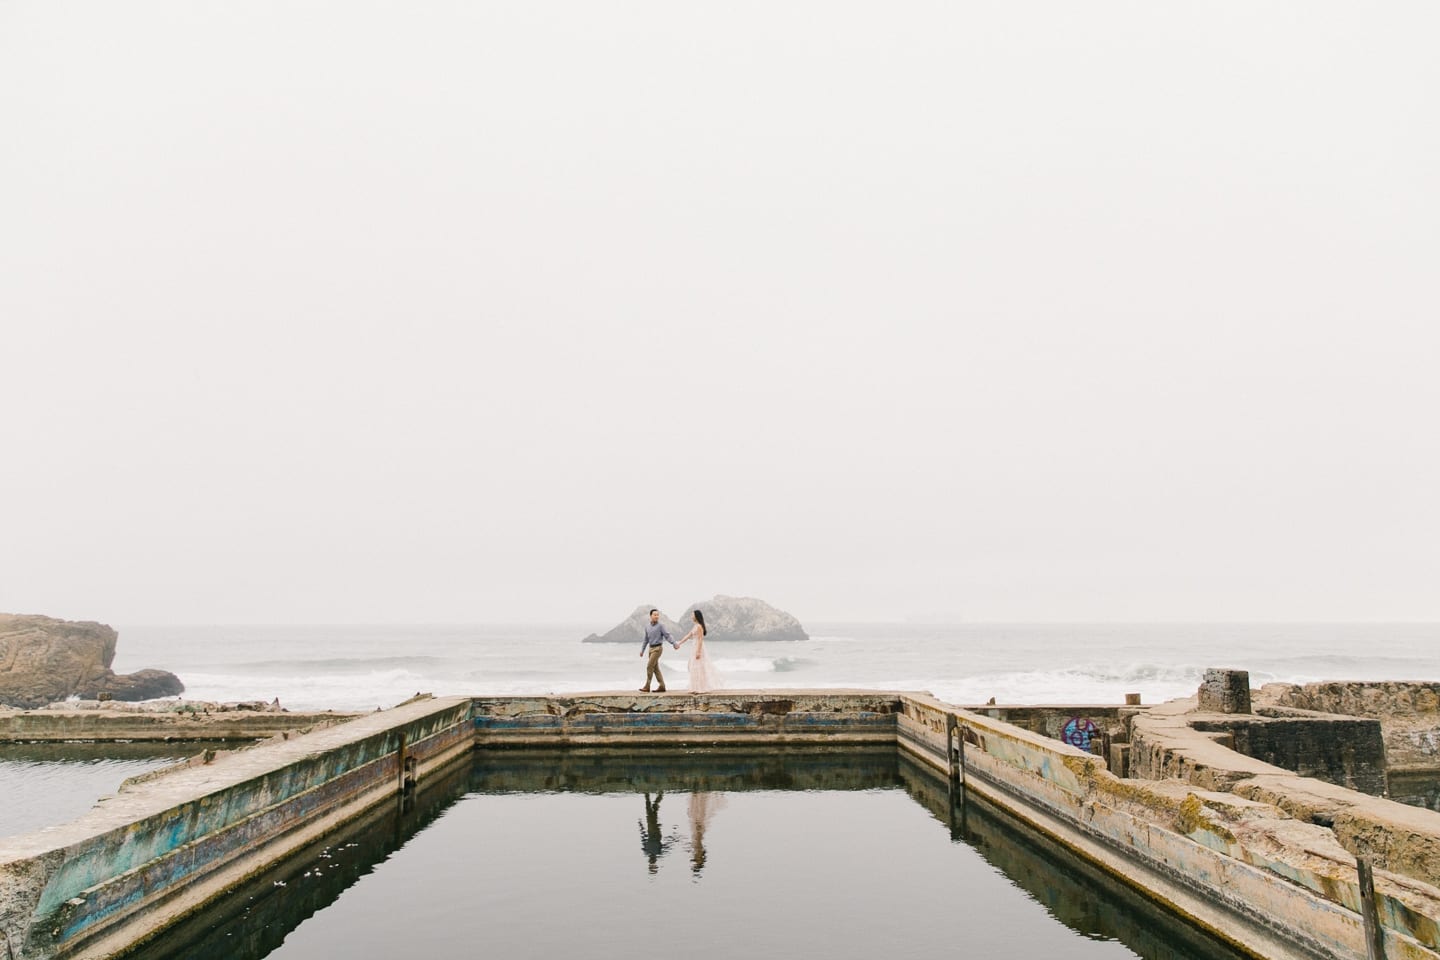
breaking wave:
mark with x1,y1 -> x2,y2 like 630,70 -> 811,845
112,622 -> 1440,712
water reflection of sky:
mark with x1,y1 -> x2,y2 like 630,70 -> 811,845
0,743 -> 215,838
126,751 -> 1250,960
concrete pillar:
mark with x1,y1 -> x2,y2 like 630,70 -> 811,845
1199,668 -> 1252,714
1109,742 -> 1131,777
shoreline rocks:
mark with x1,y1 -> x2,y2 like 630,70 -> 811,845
582,595 -> 809,643
0,613 -> 184,709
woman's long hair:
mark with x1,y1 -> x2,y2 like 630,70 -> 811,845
693,609 -> 707,636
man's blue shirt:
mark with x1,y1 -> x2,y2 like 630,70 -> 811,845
640,621 -> 674,652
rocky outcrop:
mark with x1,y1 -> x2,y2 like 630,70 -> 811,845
0,614 -> 184,709
79,668 -> 185,702
582,596 -> 808,643
676,595 -> 809,643
1263,681 -> 1440,721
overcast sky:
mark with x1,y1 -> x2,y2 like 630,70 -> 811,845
2,1 -> 1438,626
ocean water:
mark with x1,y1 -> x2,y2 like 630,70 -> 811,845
109,621 -> 1440,713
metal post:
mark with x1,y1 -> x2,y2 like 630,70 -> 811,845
947,770 -> 968,841
945,715 -> 961,789
945,714 -> 968,841
1357,855 -> 1386,960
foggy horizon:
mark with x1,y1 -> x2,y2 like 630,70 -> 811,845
4,2 -> 1438,627
102,617 -> 1440,630
26,610 -> 1440,633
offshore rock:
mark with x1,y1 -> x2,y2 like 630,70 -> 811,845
581,606 -> 684,644
582,596 -> 808,643
0,613 -> 184,709
676,595 -> 809,643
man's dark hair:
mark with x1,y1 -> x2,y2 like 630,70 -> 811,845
649,608 -> 659,616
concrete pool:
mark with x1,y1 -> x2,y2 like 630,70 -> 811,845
122,748 -> 1248,960
5,689 -> 1437,960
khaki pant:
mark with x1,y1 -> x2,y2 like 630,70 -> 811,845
644,645 -> 666,690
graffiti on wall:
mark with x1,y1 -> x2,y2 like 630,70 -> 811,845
1062,717 -> 1099,750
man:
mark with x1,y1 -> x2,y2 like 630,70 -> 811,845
638,791 -> 673,875
638,608 -> 676,693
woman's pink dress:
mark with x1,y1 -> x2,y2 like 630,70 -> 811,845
682,628 -> 722,692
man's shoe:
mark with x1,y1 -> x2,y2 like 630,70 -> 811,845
655,687 -> 667,693
638,687 -> 651,693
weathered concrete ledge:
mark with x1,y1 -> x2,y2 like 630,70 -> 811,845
0,696 -> 472,960
1132,696 -> 1440,895
472,689 -> 899,747
896,752 -> 1261,960
899,693 -> 1440,960
0,707 -> 359,743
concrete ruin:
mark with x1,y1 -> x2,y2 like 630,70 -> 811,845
0,703 -> 357,744
0,674 -> 1437,960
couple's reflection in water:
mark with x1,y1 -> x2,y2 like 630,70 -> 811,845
125,749 -> 1250,960
638,790 -> 726,877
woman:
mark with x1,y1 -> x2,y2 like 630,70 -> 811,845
676,609 -> 722,693
687,790 -> 726,876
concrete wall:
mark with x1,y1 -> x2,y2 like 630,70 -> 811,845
961,704 -> 1138,773
113,755 -> 480,960
1262,682 -> 1440,773
899,693 -> 1440,960
472,746 -> 900,794
896,753 -> 1259,960
1191,713 -> 1388,796
1133,698 -> 1440,893
961,704 -> 1136,742
472,690 -> 899,747
0,708 -> 358,743
0,696 -> 472,960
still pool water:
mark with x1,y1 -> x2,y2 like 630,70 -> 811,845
0,742 -> 231,838
127,749 -> 1248,960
